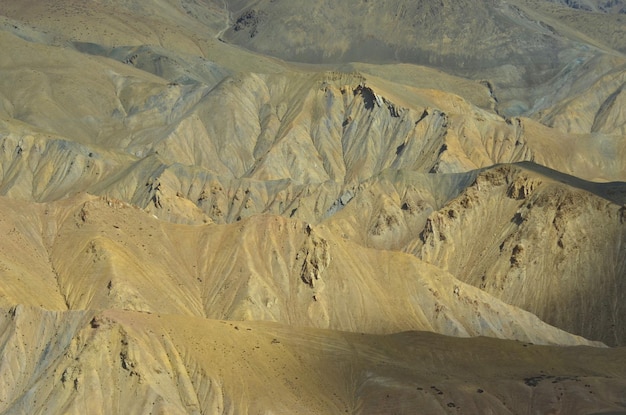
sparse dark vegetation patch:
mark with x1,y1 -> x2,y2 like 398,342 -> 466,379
524,374 -> 579,387
233,9 -> 266,38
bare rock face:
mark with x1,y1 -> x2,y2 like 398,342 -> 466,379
297,225 -> 331,288
1,0 -> 626,413
410,164 -> 626,345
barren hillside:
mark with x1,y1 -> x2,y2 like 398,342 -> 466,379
0,0 -> 625,413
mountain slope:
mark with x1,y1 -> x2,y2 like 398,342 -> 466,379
0,0 -> 626,413
221,0 -> 626,116
1,306 -> 625,415
0,193 -> 601,346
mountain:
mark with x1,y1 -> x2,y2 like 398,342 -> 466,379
222,0 -> 626,116
2,306 -> 626,414
0,0 -> 626,413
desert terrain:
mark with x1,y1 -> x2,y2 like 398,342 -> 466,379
0,0 -> 625,413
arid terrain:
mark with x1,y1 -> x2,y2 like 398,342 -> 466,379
0,0 -> 625,413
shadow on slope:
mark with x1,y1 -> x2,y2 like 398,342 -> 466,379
0,306 -> 625,414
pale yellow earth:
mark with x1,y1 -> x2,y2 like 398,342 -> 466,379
0,0 -> 626,413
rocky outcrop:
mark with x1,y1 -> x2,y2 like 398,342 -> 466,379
410,164 -> 626,345
233,9 -> 267,38
0,193 -> 605,345
297,225 -> 331,288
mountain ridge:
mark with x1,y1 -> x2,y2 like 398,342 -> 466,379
1,0 -> 626,413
